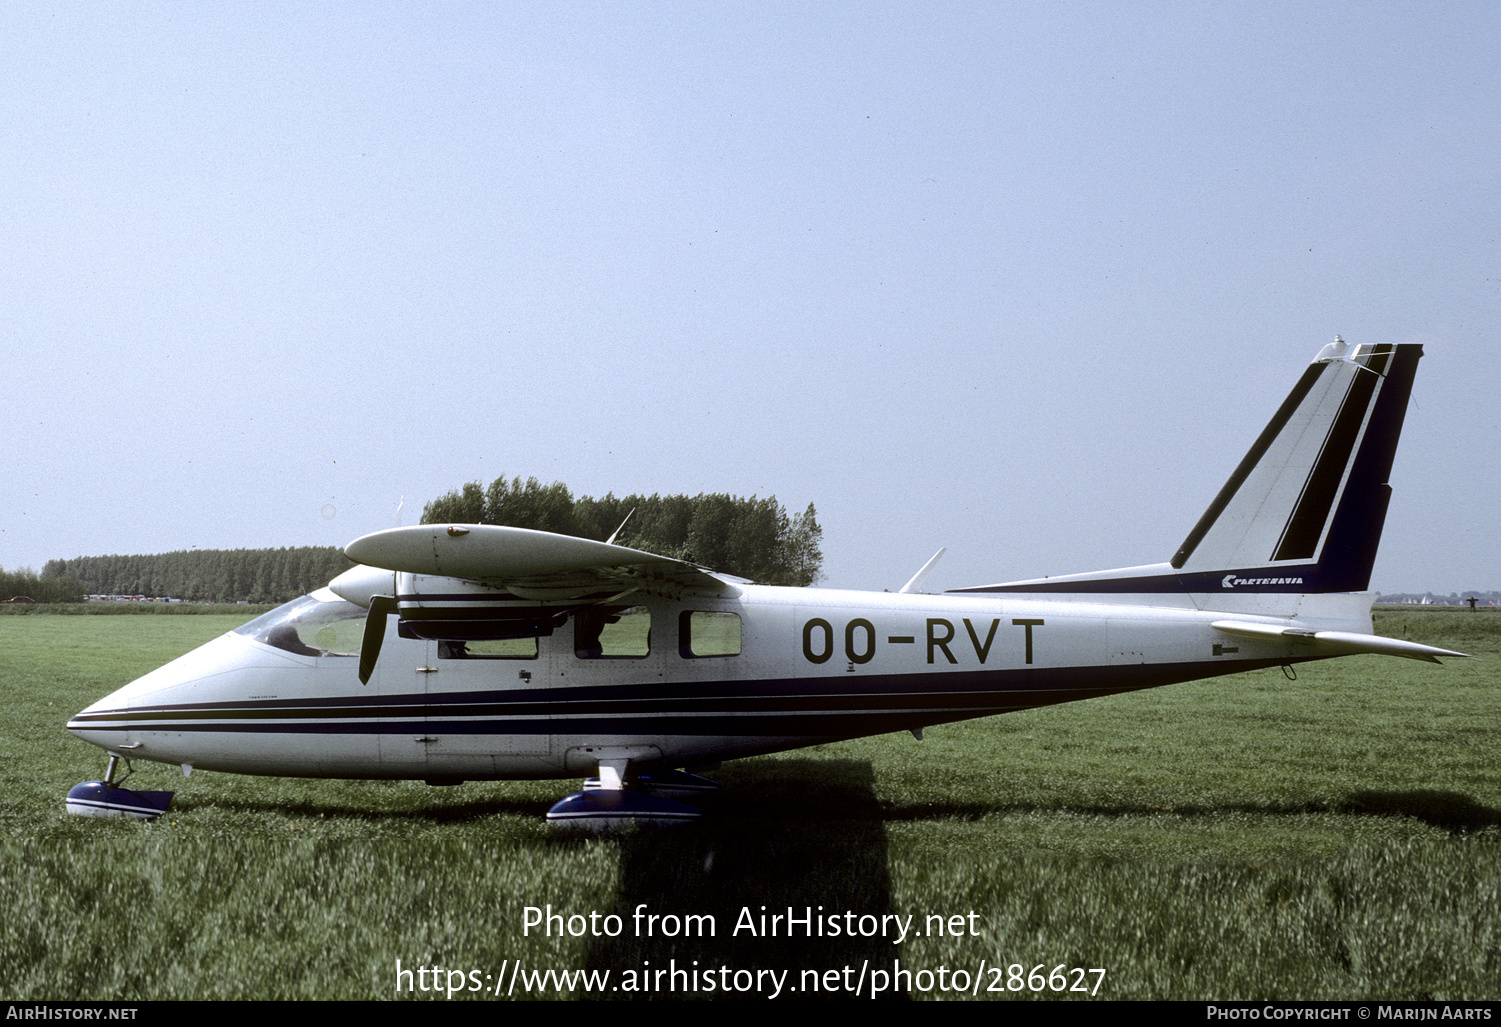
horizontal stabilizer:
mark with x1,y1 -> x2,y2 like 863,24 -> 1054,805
1210,620 -> 1469,663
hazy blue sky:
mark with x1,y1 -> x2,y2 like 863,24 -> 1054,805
3,2 -> 1496,595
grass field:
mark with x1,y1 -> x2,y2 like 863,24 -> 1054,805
1,608 -> 1497,1000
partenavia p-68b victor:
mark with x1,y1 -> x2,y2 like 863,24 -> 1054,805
67,339 -> 1465,826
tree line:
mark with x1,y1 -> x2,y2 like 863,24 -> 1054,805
30,477 -> 824,602
1,567 -> 86,604
423,476 -> 824,586
42,547 -> 355,605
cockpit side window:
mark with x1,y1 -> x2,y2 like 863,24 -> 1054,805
234,590 -> 366,657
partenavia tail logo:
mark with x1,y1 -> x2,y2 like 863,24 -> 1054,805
1222,575 -> 1306,589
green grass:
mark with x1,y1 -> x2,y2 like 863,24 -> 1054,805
871,619 -> 1500,999
1,609 -> 1496,999
0,602 -> 276,616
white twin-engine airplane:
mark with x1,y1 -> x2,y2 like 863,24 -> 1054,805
67,339 -> 1465,826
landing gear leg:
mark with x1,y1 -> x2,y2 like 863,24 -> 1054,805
66,753 -> 175,819
597,758 -> 628,792
546,758 -> 702,830
583,766 -> 720,797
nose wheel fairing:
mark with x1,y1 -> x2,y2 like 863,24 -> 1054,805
66,782 -> 174,819
65,754 -> 174,820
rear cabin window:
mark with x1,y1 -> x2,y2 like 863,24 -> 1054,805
679,611 -> 741,658
574,606 -> 650,659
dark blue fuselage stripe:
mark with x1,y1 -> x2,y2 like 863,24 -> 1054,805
68,659 -> 1296,735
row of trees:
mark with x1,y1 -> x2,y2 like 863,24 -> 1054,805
42,547 -> 355,605
28,478 -> 823,602
0,567 -> 85,603
423,476 -> 824,586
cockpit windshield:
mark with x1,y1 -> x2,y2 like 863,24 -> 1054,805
234,588 -> 367,657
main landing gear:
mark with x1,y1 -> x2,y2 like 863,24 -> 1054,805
66,753 -> 174,819
546,760 -> 716,830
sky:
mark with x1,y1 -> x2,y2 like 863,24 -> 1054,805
2,2 -> 1496,596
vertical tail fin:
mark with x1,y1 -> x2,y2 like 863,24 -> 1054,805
951,340 -> 1422,596
1171,340 -> 1420,592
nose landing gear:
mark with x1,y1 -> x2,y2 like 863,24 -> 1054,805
66,753 -> 175,819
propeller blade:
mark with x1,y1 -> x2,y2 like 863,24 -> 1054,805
359,595 -> 396,685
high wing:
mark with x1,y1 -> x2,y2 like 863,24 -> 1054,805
339,524 -> 739,684
344,523 -> 737,600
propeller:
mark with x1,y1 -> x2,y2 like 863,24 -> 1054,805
358,595 -> 396,685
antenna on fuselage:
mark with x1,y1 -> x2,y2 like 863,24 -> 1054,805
899,548 -> 947,594
605,508 -> 636,546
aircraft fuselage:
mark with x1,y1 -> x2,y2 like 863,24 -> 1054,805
67,584 -> 1325,782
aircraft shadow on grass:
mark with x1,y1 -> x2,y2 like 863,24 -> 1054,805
1338,790 -> 1499,833
878,790 -> 1501,833
583,758 -> 900,997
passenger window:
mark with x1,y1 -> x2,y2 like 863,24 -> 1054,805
575,606 -> 650,659
437,638 -> 538,660
679,611 -> 741,658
